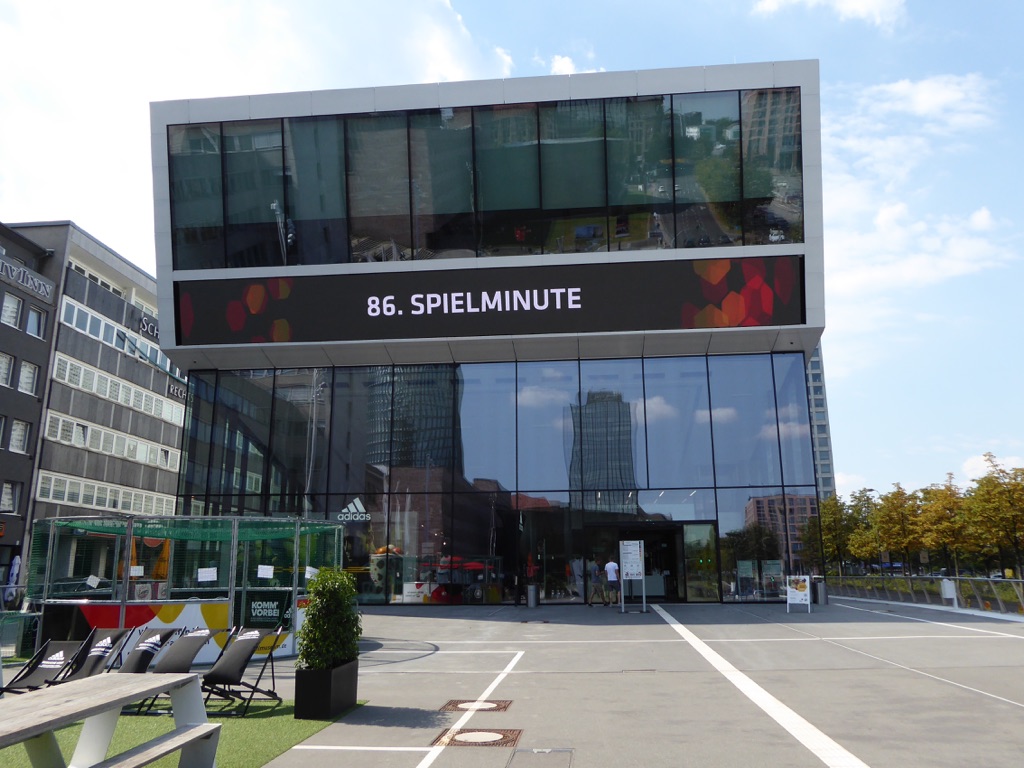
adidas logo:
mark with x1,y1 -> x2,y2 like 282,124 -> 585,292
41,650 -> 65,668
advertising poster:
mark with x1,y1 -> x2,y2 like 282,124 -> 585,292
787,575 -> 811,613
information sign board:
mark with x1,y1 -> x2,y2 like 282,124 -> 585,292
787,575 -> 811,613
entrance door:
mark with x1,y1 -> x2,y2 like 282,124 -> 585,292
588,522 -> 720,603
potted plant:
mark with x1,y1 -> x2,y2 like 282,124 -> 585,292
294,568 -> 362,720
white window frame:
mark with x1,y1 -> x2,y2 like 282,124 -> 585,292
1,293 -> 23,328
18,361 -> 39,396
9,419 -> 30,453
0,352 -> 12,387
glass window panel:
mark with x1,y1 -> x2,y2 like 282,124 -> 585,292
209,369 -> 273,496
537,100 -> 608,254
1,293 -> 22,327
386,365 -> 454,492
708,355 -> 782,487
673,91 -> 742,248
741,87 -> 803,245
9,419 -> 29,452
270,368 -> 333,504
284,116 -> 348,265
772,353 -> 815,486
636,489 -> 717,522
475,104 -> 545,257
409,108 -> 476,259
328,366 -> 392,496
62,301 -> 75,325
605,96 -> 673,252
517,361 -> 579,492
717,486 -> 786,599
576,359 -> 646,502
455,363 -> 516,491
0,352 -> 11,386
169,123 -> 224,269
74,308 -> 88,332
26,307 -> 45,338
540,100 -> 606,207
347,114 -> 412,262
223,119 -> 285,268
88,314 -> 101,338
644,357 -> 715,488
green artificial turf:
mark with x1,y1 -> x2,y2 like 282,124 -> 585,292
0,699 -> 345,768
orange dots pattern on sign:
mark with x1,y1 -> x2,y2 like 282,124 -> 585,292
268,278 -> 293,300
226,300 -> 247,332
270,318 -> 291,343
681,258 -> 792,329
244,284 -> 269,315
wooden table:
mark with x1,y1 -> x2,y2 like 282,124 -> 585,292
0,672 -> 219,767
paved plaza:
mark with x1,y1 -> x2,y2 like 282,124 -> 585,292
257,598 -> 1024,767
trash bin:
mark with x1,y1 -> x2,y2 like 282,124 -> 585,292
527,584 -> 539,608
814,580 -> 827,605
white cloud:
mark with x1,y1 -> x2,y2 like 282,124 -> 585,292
643,396 -> 679,422
752,0 -> 906,31
820,72 -> 1013,381
495,47 -> 515,78
696,407 -> 738,424
550,55 -> 577,76
517,386 -> 571,408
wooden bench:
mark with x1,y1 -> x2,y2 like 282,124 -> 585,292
0,672 -> 219,767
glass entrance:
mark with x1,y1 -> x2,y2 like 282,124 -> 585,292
587,522 -> 720,603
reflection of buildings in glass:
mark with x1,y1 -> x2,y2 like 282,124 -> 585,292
743,492 -> 818,571
368,365 -> 458,473
741,88 -> 801,173
569,390 -> 639,515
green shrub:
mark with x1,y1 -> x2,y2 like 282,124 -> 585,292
296,568 -> 361,670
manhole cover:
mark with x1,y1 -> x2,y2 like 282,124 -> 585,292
441,699 -> 512,712
432,729 -> 522,748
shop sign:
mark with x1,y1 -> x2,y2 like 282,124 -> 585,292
139,314 -> 160,341
0,252 -> 55,302
176,255 -> 804,346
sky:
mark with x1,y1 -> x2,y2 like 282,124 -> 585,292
1,0 -> 1022,500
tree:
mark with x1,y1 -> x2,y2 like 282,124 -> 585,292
817,494 -> 856,576
873,484 -> 923,576
918,473 -> 975,575
845,489 -> 879,568
971,453 -> 1024,577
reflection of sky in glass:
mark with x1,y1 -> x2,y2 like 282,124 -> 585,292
517,361 -> 578,491
456,363 -> 516,489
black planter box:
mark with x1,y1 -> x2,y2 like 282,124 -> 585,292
294,658 -> 358,720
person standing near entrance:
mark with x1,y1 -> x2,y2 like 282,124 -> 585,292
587,559 -> 607,606
604,556 -> 620,606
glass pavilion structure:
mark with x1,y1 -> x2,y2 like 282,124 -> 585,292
150,60 -> 825,605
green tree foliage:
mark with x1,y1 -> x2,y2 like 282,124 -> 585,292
296,568 -> 361,670
873,484 -> 922,575
831,455 -> 1024,578
918,473 -> 973,575
970,453 -> 1024,576
816,494 -> 858,575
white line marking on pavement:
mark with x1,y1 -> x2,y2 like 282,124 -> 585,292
834,601 -> 1024,638
652,604 -> 870,768
415,650 -> 525,768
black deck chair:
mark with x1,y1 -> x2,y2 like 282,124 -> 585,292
116,628 -> 179,673
0,635 -> 91,695
133,627 -> 227,714
50,627 -> 131,684
202,627 -> 283,716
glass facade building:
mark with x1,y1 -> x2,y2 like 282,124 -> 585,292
151,61 -> 826,605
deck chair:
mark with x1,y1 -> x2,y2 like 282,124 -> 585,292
202,627 -> 282,716
0,636 -> 90,695
134,627 -> 227,714
116,628 -> 179,673
50,627 -> 130,683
